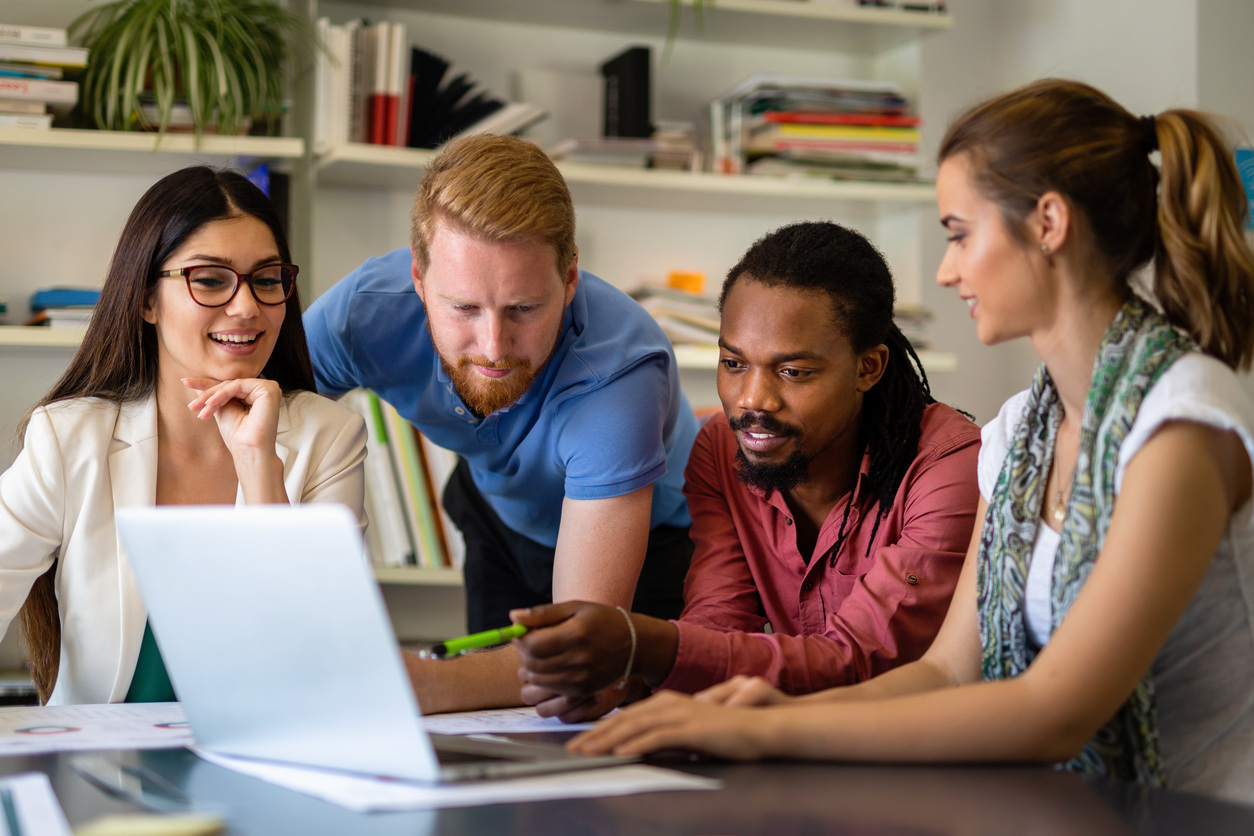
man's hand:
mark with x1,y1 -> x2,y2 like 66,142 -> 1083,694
511,601 -> 637,696
519,682 -> 628,724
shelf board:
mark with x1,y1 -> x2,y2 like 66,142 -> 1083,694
313,142 -> 436,187
0,325 -> 84,347
0,325 -> 955,373
674,342 -> 957,373
315,142 -> 935,213
373,565 -> 465,586
0,128 -> 304,176
362,0 -> 952,53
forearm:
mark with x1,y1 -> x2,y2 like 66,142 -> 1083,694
404,644 -> 526,714
666,622 -> 911,695
796,655 -> 956,704
552,489 -> 651,609
759,675 -> 1087,765
233,449 -> 290,505
632,615 -> 680,686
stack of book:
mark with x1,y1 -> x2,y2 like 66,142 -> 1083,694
25,286 -> 100,328
857,0 -> 947,11
0,23 -> 87,130
548,122 -> 700,171
629,283 -> 720,347
711,73 -> 919,182
340,390 -> 464,571
894,304 -> 934,352
313,17 -> 545,151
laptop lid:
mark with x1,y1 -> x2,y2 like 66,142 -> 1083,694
116,504 -> 445,781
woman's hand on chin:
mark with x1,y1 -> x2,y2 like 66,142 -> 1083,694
183,376 -> 282,457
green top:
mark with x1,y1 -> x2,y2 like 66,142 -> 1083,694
123,621 -> 176,703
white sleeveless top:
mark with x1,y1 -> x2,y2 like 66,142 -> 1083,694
979,353 -> 1254,804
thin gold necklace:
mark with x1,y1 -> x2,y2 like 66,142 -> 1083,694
1050,452 -> 1076,525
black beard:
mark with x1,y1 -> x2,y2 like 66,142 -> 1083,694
727,410 -> 809,493
733,447 -> 811,494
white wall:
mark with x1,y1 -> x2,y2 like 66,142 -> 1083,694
1198,0 -> 1254,137
915,0 -> 1228,422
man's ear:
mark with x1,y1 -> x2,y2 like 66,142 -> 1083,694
563,246 -> 580,306
856,344 -> 889,393
411,251 -> 426,303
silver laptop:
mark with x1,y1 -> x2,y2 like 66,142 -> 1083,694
114,503 -> 633,783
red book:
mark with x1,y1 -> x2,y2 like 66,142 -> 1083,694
751,139 -> 918,155
760,111 -> 921,127
368,93 -> 388,144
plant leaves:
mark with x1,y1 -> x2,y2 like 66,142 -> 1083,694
69,0 -> 311,139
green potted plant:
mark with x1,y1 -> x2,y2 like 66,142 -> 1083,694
665,0 -> 713,58
69,0 -> 312,140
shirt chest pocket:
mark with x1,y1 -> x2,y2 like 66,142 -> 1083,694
824,548 -> 875,602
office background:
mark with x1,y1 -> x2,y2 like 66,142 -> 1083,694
0,0 -> 1251,660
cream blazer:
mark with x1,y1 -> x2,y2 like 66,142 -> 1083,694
0,391 -> 367,705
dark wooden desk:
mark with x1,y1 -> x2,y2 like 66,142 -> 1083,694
3,744 -> 1252,835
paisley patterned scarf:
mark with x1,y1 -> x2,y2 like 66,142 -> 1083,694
977,295 -> 1193,784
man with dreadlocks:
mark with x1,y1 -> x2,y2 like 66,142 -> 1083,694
511,222 -> 980,722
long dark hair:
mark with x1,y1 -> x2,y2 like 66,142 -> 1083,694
19,165 -> 315,702
940,78 -> 1254,370
720,221 -> 938,540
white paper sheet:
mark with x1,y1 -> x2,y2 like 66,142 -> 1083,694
0,772 -> 73,836
422,705 -> 600,734
0,704 -> 191,756
193,750 -> 720,812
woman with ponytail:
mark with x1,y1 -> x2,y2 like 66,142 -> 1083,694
569,79 -> 1254,804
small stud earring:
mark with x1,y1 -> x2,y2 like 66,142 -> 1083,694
1040,244 -> 1050,255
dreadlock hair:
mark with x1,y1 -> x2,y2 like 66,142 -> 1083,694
720,221 -> 937,552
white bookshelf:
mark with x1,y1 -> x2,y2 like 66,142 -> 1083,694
373,566 -> 464,586
0,325 -> 83,347
355,0 -> 952,52
0,0 -> 958,604
0,127 -> 304,175
0,327 -> 956,374
671,342 -> 957,374
314,141 -> 937,215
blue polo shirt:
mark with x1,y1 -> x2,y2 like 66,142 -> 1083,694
304,247 -> 697,547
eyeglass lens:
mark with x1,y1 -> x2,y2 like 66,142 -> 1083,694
187,265 -> 294,306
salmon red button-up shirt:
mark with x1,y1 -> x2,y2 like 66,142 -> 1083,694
662,403 -> 981,695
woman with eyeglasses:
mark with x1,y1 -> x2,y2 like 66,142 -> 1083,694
0,166 -> 367,705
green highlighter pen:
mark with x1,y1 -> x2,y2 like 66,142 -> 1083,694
423,623 -> 528,659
